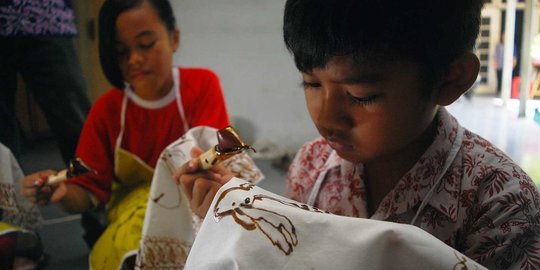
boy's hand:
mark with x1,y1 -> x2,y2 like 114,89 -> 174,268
21,170 -> 68,205
173,147 -> 235,218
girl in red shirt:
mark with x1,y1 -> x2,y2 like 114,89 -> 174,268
22,0 -> 229,268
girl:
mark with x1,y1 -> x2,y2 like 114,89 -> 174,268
22,0 -> 229,268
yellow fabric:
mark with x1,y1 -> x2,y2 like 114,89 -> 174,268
109,148 -> 154,211
90,148 -> 154,270
0,221 -> 23,236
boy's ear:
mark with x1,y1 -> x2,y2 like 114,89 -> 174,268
171,28 -> 180,52
436,52 -> 480,106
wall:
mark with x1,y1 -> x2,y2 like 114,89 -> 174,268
72,0 -> 111,101
170,0 -> 318,154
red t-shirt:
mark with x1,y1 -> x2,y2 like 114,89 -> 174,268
69,68 -> 229,205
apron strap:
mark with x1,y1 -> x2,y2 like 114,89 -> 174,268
173,68 -> 189,132
114,94 -> 129,174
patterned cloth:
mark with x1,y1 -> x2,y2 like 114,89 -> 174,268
0,143 -> 42,231
136,126 -> 264,269
0,0 -> 77,37
287,107 -> 540,270
185,178 -> 486,270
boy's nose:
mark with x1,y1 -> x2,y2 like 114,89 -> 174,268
316,90 -> 352,131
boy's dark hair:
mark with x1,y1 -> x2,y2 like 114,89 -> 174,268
99,0 -> 176,89
283,0 -> 484,90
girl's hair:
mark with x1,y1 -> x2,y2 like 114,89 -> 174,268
99,0 -> 176,89
283,0 -> 484,92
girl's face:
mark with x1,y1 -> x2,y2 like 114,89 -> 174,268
115,1 -> 179,100
301,56 -> 439,166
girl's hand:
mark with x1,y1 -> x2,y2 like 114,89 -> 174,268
173,147 -> 235,218
21,170 -> 68,205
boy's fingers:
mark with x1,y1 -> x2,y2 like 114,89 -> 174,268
200,186 -> 218,215
193,182 -> 219,218
190,147 -> 204,158
173,160 -> 199,182
211,165 -> 235,185
179,175 -> 196,200
190,178 -> 212,211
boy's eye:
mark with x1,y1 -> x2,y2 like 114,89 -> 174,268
302,81 -> 322,89
347,92 -> 379,105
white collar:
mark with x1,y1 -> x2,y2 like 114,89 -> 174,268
123,69 -> 179,109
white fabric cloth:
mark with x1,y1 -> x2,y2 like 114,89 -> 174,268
137,126 -> 263,269
185,178 -> 487,270
0,143 -> 42,231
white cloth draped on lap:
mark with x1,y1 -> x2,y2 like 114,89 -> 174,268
0,143 -> 42,231
184,178 -> 487,270
136,126 -> 263,269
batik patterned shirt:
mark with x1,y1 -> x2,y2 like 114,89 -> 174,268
0,0 -> 77,36
287,108 -> 540,270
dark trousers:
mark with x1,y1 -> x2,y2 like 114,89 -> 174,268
0,37 -> 91,164
0,37 -> 105,248
496,69 -> 503,95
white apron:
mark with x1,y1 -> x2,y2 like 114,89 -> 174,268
90,68 -> 187,270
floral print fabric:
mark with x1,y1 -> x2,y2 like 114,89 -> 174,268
0,0 -> 77,36
287,108 -> 540,270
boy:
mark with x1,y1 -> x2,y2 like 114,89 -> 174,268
176,0 -> 540,269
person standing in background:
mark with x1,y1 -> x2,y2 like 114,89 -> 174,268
0,0 -> 92,165
492,33 -> 517,96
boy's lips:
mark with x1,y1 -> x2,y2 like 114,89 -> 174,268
326,137 -> 355,152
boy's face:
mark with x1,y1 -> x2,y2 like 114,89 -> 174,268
301,56 -> 439,165
115,1 -> 179,98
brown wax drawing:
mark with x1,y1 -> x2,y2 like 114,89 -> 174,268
199,126 -> 255,170
452,251 -> 480,270
213,183 -> 330,255
150,137 -> 194,209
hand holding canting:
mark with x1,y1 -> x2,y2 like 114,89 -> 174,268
21,170 -> 67,205
173,147 -> 235,218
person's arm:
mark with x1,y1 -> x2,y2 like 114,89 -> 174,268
59,184 -> 93,213
65,93 -> 118,209
21,170 -> 91,213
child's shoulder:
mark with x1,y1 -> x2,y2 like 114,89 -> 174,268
88,88 -> 124,116
94,88 -> 124,106
178,67 -> 219,80
461,129 -> 515,165
459,128 -> 532,186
